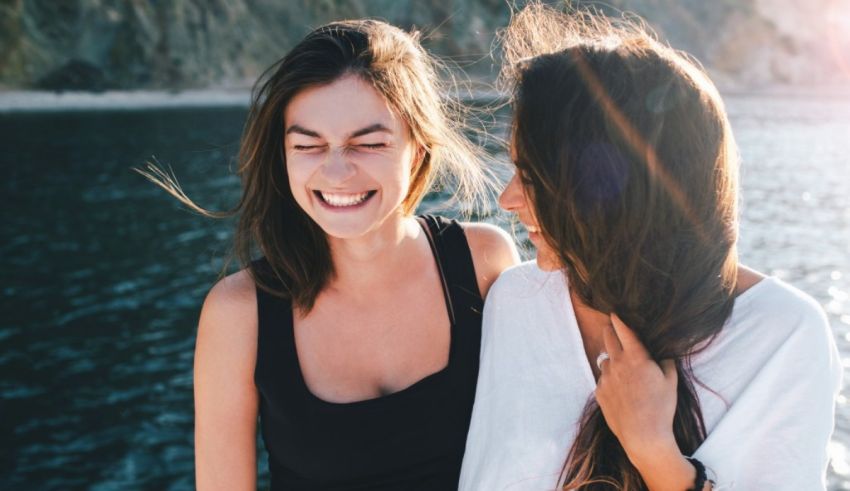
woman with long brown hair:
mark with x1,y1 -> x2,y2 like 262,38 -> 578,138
459,4 -> 841,490
142,19 -> 519,490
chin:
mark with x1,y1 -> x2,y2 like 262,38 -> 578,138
306,203 -> 403,241
311,217 -> 378,240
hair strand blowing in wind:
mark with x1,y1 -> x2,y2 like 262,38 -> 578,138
136,19 -> 496,312
498,3 -> 741,489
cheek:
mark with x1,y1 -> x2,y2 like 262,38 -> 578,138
519,184 -> 540,220
377,146 -> 415,197
284,155 -> 317,202
398,149 -> 415,190
524,192 -> 538,219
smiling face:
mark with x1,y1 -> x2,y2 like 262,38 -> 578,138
284,75 -> 420,239
499,145 -> 561,271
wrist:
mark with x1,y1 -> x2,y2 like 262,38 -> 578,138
622,433 -> 679,469
627,443 -> 696,491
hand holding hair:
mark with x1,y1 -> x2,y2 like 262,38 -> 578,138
595,314 -> 678,455
595,314 -> 707,490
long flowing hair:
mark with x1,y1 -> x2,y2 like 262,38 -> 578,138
499,4 -> 740,489
138,19 -> 493,311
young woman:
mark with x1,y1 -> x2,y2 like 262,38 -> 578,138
144,20 -> 518,490
459,5 -> 842,490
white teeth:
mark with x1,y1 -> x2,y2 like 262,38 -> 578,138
319,191 -> 371,207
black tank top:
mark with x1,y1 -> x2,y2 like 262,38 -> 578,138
254,215 -> 483,490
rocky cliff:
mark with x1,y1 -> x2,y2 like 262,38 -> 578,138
594,0 -> 850,89
1,0 -> 848,91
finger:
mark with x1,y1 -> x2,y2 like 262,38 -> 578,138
596,350 -> 611,374
593,386 -> 606,406
610,314 -> 650,358
593,387 -> 603,405
601,321 -> 623,360
660,358 -> 678,388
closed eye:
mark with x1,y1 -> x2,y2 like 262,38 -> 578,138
357,143 -> 387,149
292,144 -> 325,151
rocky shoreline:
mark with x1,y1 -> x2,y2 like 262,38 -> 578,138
3,83 -> 850,114
1,1 -> 849,92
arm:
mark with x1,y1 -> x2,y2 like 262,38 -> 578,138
688,306 -> 841,490
462,222 -> 521,298
596,309 -> 841,490
194,270 -> 259,491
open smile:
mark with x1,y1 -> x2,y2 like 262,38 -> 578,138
523,222 -> 544,243
520,221 -> 540,233
313,190 -> 378,209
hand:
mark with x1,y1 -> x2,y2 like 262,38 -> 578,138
594,314 -> 679,461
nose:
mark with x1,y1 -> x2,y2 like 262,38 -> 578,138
499,171 -> 525,212
321,148 -> 356,184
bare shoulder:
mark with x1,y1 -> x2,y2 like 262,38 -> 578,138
197,269 -> 258,360
462,222 -> 521,298
462,221 -> 519,259
203,269 -> 256,316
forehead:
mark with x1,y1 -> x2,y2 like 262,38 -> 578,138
284,75 -> 406,136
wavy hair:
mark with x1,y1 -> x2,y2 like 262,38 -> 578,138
499,4 -> 740,489
138,19 -> 493,311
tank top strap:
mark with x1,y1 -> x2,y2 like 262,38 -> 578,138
252,222 -> 483,489
416,215 -> 484,329
251,258 -> 302,392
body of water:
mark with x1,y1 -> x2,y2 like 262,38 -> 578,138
1,93 -> 848,489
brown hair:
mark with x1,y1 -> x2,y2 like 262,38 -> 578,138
138,19 -> 491,311
500,4 -> 739,489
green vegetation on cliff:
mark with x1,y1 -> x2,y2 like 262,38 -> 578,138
1,0 -> 847,91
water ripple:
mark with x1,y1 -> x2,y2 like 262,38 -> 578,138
2,98 -> 849,489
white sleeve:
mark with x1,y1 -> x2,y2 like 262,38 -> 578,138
692,308 -> 843,490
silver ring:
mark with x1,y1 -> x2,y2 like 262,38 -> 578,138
596,351 -> 610,370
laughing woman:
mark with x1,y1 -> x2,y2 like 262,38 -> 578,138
459,5 -> 842,491
143,20 -> 518,491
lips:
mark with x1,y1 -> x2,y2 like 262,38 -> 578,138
314,190 -> 377,208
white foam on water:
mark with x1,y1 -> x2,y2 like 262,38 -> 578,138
0,87 -> 512,113
0,90 -> 252,112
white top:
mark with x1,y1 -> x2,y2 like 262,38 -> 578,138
459,262 -> 843,490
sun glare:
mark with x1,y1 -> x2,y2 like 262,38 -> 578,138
827,0 -> 850,80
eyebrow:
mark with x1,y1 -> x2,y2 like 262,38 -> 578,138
284,123 -> 393,139
350,123 -> 392,138
285,125 -> 320,138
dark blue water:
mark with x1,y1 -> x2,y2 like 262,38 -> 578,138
1,109 -> 250,490
2,95 -> 849,489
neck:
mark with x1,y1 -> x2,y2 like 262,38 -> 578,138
326,212 -> 422,291
570,287 -> 610,367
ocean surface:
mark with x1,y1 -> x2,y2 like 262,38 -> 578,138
1,92 -> 848,489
